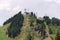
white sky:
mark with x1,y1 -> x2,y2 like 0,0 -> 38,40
0,0 -> 60,26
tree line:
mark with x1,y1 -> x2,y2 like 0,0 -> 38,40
43,16 -> 60,26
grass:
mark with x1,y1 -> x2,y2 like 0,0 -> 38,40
49,25 -> 60,34
0,14 -> 60,40
0,23 -> 59,40
0,23 -> 11,40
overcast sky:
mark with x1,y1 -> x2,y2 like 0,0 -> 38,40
0,0 -> 60,26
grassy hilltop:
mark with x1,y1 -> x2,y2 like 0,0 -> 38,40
0,11 -> 60,40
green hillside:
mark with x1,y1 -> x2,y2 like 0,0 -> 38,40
0,11 -> 60,40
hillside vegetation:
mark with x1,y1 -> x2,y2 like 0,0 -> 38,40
0,11 -> 60,40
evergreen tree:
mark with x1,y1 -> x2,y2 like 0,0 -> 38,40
7,11 -> 24,38
43,16 -> 51,25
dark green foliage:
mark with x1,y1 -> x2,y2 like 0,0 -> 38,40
7,11 -> 24,38
41,30 -> 46,39
30,12 -> 37,18
35,19 -> 44,32
3,17 -> 13,25
49,28 -> 53,34
35,26 -> 41,31
25,12 -> 29,14
33,13 -> 37,18
3,11 -> 22,25
36,19 -> 44,25
27,34 -> 32,40
31,12 -> 34,16
30,22 -> 34,27
40,23 -> 46,39
35,20 -> 46,39
40,23 -> 46,30
43,16 -> 51,25
52,17 -> 60,26
29,13 -> 37,23
43,16 -> 60,26
55,32 -> 60,40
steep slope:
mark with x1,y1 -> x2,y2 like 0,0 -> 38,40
43,22 -> 51,40
0,13 -> 41,40
0,23 -> 11,40
0,12 -> 60,40
15,14 -> 31,40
